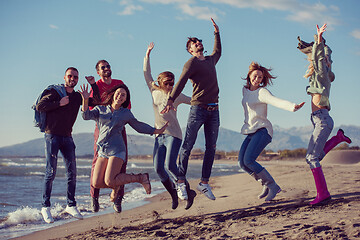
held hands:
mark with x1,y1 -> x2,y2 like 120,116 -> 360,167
146,42 -> 154,57
160,100 -> 176,114
85,76 -> 95,85
153,121 -> 169,135
294,102 -> 305,112
211,18 -> 219,33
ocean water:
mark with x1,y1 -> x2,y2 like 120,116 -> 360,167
0,157 -> 242,239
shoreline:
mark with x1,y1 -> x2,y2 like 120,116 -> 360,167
13,151 -> 360,239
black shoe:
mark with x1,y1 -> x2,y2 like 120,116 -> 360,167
113,196 -> 122,213
92,197 -> 100,212
161,179 -> 179,210
185,189 -> 196,210
184,181 -> 196,210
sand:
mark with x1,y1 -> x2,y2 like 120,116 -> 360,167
14,150 -> 360,240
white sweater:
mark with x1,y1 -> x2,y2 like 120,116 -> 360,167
241,87 -> 296,138
143,56 -> 191,139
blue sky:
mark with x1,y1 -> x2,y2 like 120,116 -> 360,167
0,0 -> 359,148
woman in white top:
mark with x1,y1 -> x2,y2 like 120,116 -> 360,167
239,62 -> 304,201
144,42 -> 191,209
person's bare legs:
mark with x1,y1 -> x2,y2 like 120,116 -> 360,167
104,157 -> 151,194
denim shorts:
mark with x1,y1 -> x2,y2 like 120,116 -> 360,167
98,151 -> 126,161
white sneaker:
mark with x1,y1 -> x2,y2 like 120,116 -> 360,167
177,182 -> 188,200
65,206 -> 83,220
41,207 -> 54,223
197,183 -> 216,200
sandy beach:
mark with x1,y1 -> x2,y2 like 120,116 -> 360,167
14,150 -> 360,240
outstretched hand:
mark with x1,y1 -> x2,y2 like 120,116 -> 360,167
316,23 -> 327,43
160,100 -> 176,114
211,18 -> 219,33
79,84 -> 91,99
294,102 -> 305,112
146,42 -> 154,57
154,121 -> 169,135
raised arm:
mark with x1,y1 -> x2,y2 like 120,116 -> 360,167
79,84 -> 91,112
143,42 -> 155,91
210,18 -> 221,63
211,18 -> 219,33
316,23 -> 327,44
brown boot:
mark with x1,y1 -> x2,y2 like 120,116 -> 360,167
113,173 -> 151,194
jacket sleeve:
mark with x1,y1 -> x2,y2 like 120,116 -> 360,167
82,107 -> 100,121
127,110 -> 155,135
311,41 -> 327,79
36,89 -> 61,112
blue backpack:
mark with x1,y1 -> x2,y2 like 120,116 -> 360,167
32,84 -> 67,132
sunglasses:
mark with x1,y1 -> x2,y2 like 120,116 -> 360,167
163,81 -> 174,86
189,38 -> 202,43
101,65 -> 111,70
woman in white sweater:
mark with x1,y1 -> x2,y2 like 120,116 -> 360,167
144,42 -> 192,210
239,62 -> 305,201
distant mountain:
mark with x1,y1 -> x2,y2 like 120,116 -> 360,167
0,125 -> 358,157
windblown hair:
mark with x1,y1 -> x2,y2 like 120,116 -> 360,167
304,57 -> 314,78
151,71 -> 175,92
243,62 -> 276,89
99,84 -> 131,108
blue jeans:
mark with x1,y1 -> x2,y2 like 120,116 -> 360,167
178,105 -> 220,182
153,134 -> 181,182
238,128 -> 272,175
306,109 -> 334,169
42,134 -> 77,207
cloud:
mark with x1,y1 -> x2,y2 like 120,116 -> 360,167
177,3 -> 219,20
49,24 -> 59,29
114,0 -> 341,25
203,0 -> 341,25
117,0 -> 144,15
350,29 -> 360,40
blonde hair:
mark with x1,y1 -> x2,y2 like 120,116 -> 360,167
243,62 -> 276,89
304,58 -> 314,78
151,71 -> 174,92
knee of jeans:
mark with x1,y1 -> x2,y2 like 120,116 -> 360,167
237,160 -> 245,170
67,170 -> 76,181
45,167 -> 56,180
306,158 -> 321,169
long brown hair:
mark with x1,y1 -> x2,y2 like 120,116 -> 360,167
99,84 -> 131,108
243,62 -> 276,89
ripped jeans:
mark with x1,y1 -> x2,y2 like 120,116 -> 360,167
306,109 -> 334,169
178,105 -> 220,182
